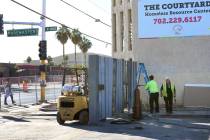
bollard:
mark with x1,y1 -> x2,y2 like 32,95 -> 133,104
133,86 -> 142,120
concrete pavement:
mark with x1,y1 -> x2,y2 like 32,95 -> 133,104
0,104 -> 210,140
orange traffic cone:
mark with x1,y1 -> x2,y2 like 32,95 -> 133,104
23,81 -> 28,92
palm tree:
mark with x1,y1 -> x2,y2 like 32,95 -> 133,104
79,36 -> 92,67
69,29 -> 82,85
26,56 -> 32,64
47,56 -> 54,66
56,26 -> 71,86
64,55 -> 69,65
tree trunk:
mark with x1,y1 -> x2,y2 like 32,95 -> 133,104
81,53 -> 86,84
74,44 -> 77,67
84,53 -> 87,67
63,44 -> 65,61
62,44 -> 66,87
84,54 -> 88,95
75,44 -> 79,85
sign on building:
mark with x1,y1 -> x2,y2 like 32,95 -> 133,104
138,0 -> 210,38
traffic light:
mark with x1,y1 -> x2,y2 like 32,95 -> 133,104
38,40 -> 47,60
0,14 -> 4,35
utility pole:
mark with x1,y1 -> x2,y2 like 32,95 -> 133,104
39,0 -> 47,103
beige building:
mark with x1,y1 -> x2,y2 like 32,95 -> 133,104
111,0 -> 210,106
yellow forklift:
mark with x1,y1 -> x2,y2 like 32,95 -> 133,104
56,85 -> 89,125
56,68 -> 89,125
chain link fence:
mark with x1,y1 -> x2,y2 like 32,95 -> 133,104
0,75 -> 84,109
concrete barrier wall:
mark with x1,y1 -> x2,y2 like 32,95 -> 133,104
184,84 -> 210,107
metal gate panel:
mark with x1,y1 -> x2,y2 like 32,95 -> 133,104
105,57 -> 113,117
88,55 -> 99,124
88,55 -> 137,124
98,56 -> 106,119
115,59 -> 123,113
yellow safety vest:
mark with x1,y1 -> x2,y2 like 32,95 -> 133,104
162,81 -> 175,97
145,80 -> 159,94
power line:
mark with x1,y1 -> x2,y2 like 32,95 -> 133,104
60,0 -> 111,28
87,0 -> 111,16
10,0 -> 111,45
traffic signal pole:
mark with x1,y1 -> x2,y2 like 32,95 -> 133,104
0,14 -> 4,34
3,0 -> 49,103
40,0 -> 47,103
41,0 -> 46,41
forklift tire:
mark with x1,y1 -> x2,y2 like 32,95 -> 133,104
57,112 -> 65,125
79,110 -> 89,125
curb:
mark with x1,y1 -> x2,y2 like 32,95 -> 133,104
160,114 -> 210,118
143,112 -> 210,119
39,103 -> 57,112
159,118 -> 210,130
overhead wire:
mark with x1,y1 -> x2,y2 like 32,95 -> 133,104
10,0 -> 111,45
60,0 -> 111,28
86,0 -> 111,16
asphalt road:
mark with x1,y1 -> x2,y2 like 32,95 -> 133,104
0,106 -> 209,140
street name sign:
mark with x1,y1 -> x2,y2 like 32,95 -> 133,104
45,26 -> 57,32
7,28 -> 39,37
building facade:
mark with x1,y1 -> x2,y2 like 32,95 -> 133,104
112,0 -> 210,105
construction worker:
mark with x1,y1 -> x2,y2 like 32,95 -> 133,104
4,78 -> 16,105
145,75 -> 159,114
160,77 -> 176,114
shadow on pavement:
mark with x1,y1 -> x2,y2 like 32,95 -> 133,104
2,116 -> 30,122
31,114 -> 56,116
60,117 -> 210,140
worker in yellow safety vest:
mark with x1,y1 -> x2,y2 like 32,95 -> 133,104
145,75 -> 159,114
160,77 -> 176,114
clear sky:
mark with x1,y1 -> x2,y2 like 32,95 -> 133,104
0,0 -> 111,63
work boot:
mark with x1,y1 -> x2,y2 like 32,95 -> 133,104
10,95 -> 16,105
12,101 -> 16,105
4,98 -> 8,105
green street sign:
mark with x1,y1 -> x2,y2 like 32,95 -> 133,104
45,26 -> 57,32
7,28 -> 39,37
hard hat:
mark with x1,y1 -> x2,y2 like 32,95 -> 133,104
165,77 -> 169,80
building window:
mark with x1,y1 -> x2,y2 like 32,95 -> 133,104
128,9 -> 132,51
112,13 -> 117,52
120,12 -> 124,52
112,0 -> 116,7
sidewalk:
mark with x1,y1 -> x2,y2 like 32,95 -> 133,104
0,104 -> 210,140
159,106 -> 210,118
